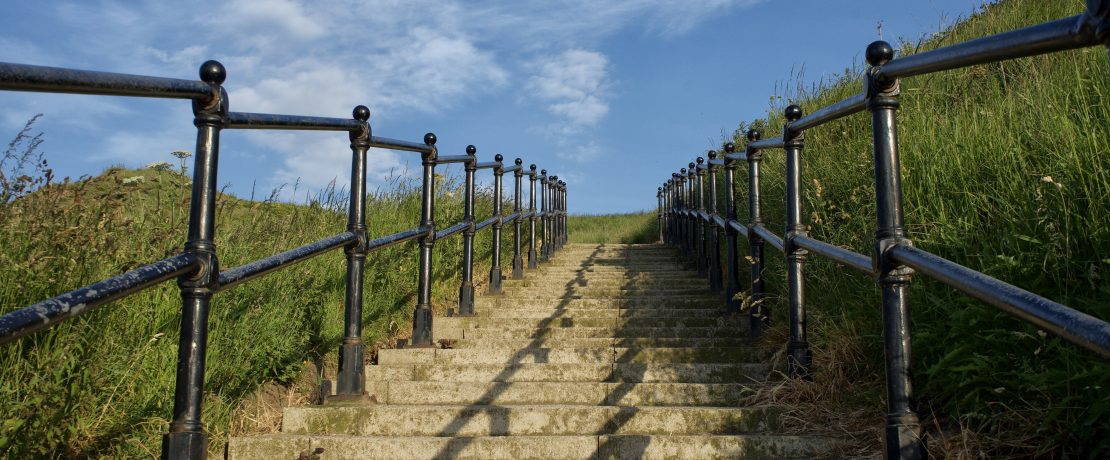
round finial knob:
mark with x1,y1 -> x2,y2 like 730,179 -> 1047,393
785,105 -> 803,121
541,169 -> 547,175
551,175 -> 558,181
746,129 -> 761,142
515,158 -> 522,166
199,60 -> 226,85
465,145 -> 476,155
696,157 -> 704,165
680,168 -> 687,174
708,151 -> 718,160
658,187 -> 662,191
530,164 -> 536,171
495,154 -> 503,162
866,41 -> 894,66
423,133 -> 437,145
352,105 -> 370,121
688,162 -> 695,169
724,143 -> 735,153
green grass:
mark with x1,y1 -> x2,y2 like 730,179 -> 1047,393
567,212 -> 660,244
713,0 -> 1109,455
0,166 -> 519,457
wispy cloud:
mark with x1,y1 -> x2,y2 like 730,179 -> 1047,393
527,50 -> 612,133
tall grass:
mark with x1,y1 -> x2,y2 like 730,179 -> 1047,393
0,164 -> 518,457
718,0 -> 1109,455
567,212 -> 659,244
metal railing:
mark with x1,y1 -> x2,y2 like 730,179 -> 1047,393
0,60 -> 568,459
658,5 -> 1110,459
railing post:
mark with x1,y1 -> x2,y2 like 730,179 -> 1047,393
745,129 -> 768,340
657,187 -> 664,243
336,105 -> 372,397
540,170 -> 549,261
722,143 -> 742,313
686,164 -> 697,265
549,176 -> 559,253
559,181 -> 567,247
696,157 -> 708,277
512,159 -> 525,279
528,165 -> 539,269
706,151 -> 722,292
409,133 -> 439,347
163,60 -> 226,460
866,40 -> 923,459
489,154 -> 505,293
458,145 -> 478,316
675,172 -> 686,252
783,105 -> 812,378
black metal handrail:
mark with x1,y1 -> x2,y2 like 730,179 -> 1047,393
659,5 -> 1110,459
0,60 -> 568,460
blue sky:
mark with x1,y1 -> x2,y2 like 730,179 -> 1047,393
1,0 -> 987,214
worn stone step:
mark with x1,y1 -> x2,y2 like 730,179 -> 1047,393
462,316 -> 736,329
367,363 -> 769,383
459,326 -> 742,339
281,405 -> 782,436
449,337 -> 751,349
500,287 -> 715,298
365,381 -> 759,406
229,433 -> 835,460
475,307 -> 727,319
503,279 -> 707,288
379,347 -> 770,365
477,297 -> 722,309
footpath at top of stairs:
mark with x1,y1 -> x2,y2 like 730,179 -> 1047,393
227,243 -> 837,459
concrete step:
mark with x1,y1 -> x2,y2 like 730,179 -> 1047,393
473,307 -> 728,319
500,287 -> 715,297
476,298 -> 722,309
504,278 -> 708,288
280,405 -> 783,436
364,381 -> 760,406
229,434 -> 834,460
449,338 -> 752,349
461,316 -> 738,329
367,363 -> 769,383
458,326 -> 742,339
378,347 -> 770,365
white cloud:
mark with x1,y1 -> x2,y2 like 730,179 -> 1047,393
558,141 -> 605,164
527,50 -> 612,132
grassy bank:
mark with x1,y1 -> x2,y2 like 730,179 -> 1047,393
567,211 -> 659,244
720,0 -> 1109,456
0,165 -> 517,457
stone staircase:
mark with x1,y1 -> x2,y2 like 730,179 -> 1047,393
228,243 -> 829,459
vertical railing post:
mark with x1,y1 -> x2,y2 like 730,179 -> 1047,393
549,176 -> 559,253
511,159 -> 525,279
686,165 -> 697,264
706,151 -> 722,292
783,105 -> 812,378
457,145 -> 478,316
866,40 -> 923,459
540,170 -> 549,261
665,180 -> 674,245
336,105 -> 372,397
489,154 -> 505,293
745,129 -> 768,340
657,187 -> 664,243
528,165 -> 539,269
695,157 -> 707,277
163,60 -> 226,459
559,181 -> 567,247
410,133 -> 439,347
675,172 -> 686,252
722,143 -> 742,313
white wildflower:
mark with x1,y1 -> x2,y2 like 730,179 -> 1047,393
122,176 -> 145,185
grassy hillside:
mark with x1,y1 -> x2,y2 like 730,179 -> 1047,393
567,211 -> 659,244
722,0 -> 1109,456
0,165 -> 517,457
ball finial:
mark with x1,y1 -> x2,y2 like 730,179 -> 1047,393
199,60 -> 226,85
681,168 -> 687,174
530,164 -> 536,171
495,154 -> 503,162
466,145 -> 476,155
515,158 -> 522,166
866,41 -> 894,67
696,156 -> 705,165
785,105 -> 803,121
746,129 -> 761,142
423,133 -> 437,145
708,150 -> 717,159
352,105 -> 370,121
541,169 -> 547,175
688,162 -> 695,170
724,143 -> 735,153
